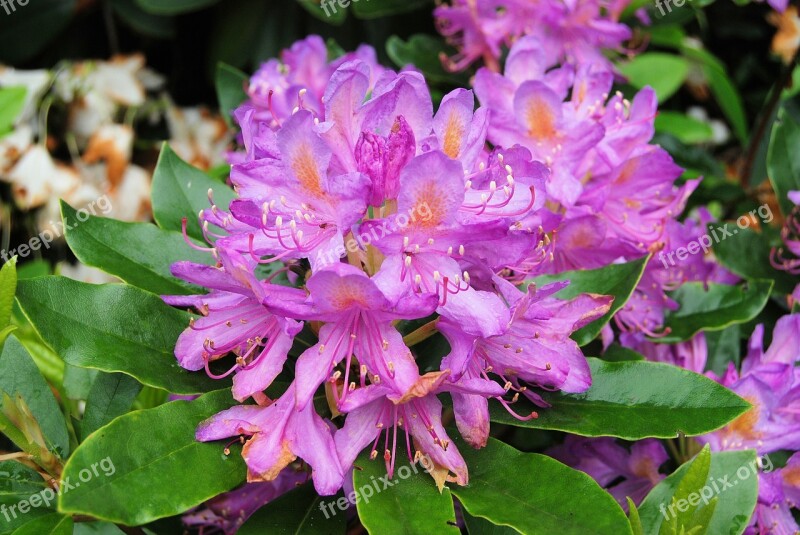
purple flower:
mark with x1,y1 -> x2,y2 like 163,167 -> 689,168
747,453 -> 800,535
435,0 -> 633,72
164,249 -> 306,402
439,281 -> 612,446
196,383 -> 344,495
183,469 -> 306,534
548,436 -> 667,510
700,314 -> 800,454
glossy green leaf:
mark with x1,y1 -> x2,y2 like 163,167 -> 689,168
61,201 -> 213,296
353,454 -> 458,535
619,53 -> 689,102
9,513 -> 72,535
628,499 -> 644,535
59,390 -> 245,525
464,511 -> 520,534
704,63 -> 748,145
659,446 -> 711,535
151,144 -> 236,241
352,0 -> 432,18
386,34 -> 466,86
451,438 -> 632,535
602,344 -> 645,362
0,461 -> 53,534
489,358 -> 750,440
704,325 -> 742,376
15,277 -> 217,395
0,87 -> 26,137
0,326 -> 16,349
135,0 -> 221,14
0,257 -> 17,331
654,112 -> 714,144
660,280 -> 773,343
529,256 -> 649,346
296,0 -> 346,24
638,449 -> 758,535
72,522 -> 125,535
711,226 -> 797,295
240,482 -> 346,535
767,107 -> 800,217
0,336 -> 69,458
80,373 -> 142,440
216,63 -> 248,127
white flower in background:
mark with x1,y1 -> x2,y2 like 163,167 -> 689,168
6,145 -> 80,209
166,105 -> 231,170
687,106 -> 730,145
54,54 -> 163,145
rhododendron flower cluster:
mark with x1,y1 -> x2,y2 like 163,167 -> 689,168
474,35 -> 701,337
435,0 -> 635,72
166,53 -> 619,494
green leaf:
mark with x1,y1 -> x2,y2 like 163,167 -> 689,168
352,0 -> 432,18
628,498 -> 644,535
602,344 -> 645,362
9,513 -> 72,535
654,112 -> 714,144
239,482 -> 346,534
58,390 -> 245,525
464,511 -> 520,534
659,446 -> 711,535
639,449 -> 758,535
660,281 -> 773,343
216,63 -> 248,127
711,226 -> 797,295
151,144 -> 236,241
704,325 -> 741,376
0,461 -> 53,534
386,34 -> 466,86
618,53 -> 689,102
528,256 -> 649,346
15,277 -> 217,395
0,0 -> 76,64
135,0 -> 221,14
0,257 -> 17,330
72,522 -> 125,535
0,326 -> 16,349
489,358 -> 751,440
61,201 -> 213,296
296,0 -> 346,24
80,373 -> 142,440
704,63 -> 748,145
451,437 -> 632,535
767,107 -> 800,217
0,87 -> 27,137
353,454 -> 458,535
0,336 -> 69,458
